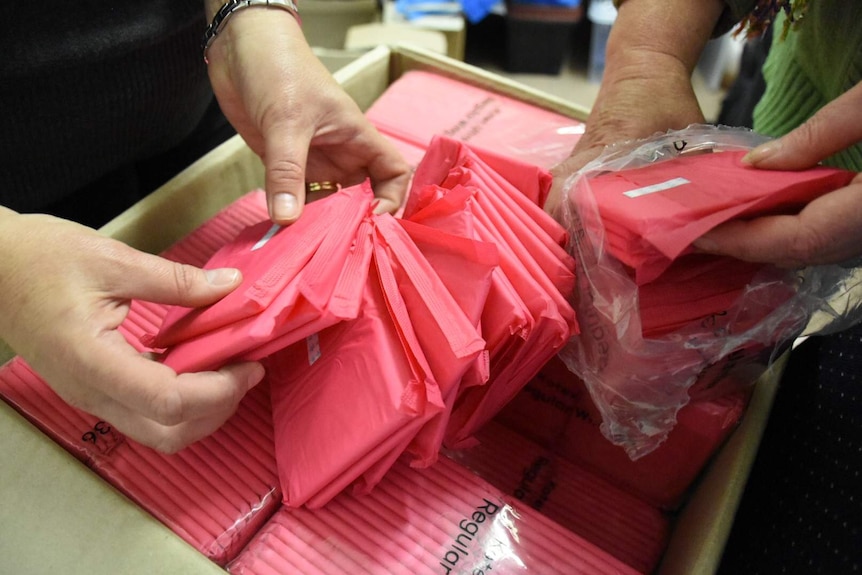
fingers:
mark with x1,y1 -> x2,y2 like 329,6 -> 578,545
64,334 -> 265,452
743,82 -> 862,170
694,173 -> 862,267
107,362 -> 264,453
366,135 -> 412,215
547,146 -> 606,217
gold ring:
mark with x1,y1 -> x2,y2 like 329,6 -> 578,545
305,181 -> 339,193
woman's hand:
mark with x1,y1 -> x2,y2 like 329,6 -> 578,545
0,209 -> 265,453
545,0 -> 726,217
694,82 -> 862,268
203,7 -> 411,223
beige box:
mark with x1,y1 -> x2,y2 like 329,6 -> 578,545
0,45 -> 781,574
300,0 -> 381,49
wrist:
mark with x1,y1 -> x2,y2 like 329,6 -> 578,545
608,0 -> 725,74
202,0 -> 301,63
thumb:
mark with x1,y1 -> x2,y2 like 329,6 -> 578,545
743,82 -> 862,170
263,118 -> 310,225
111,247 -> 243,308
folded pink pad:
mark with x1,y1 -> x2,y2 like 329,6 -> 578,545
447,421 -> 671,574
152,185 -> 374,372
227,453 -> 641,575
494,355 -> 751,509
402,136 -> 579,448
263,212 -> 494,508
383,218 -> 498,467
582,150 -> 856,284
365,69 -> 585,174
409,135 -> 564,243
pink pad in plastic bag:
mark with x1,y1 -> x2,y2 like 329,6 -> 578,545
0,357 -> 126,464
0,192 -> 283,565
227,452 -> 641,575
585,150 -> 856,284
89,381 -> 280,565
558,127 -> 843,459
365,69 -> 585,173
0,355 -> 279,566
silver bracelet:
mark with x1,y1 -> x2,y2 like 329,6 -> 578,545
202,0 -> 300,63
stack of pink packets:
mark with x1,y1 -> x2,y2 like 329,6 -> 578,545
146,135 -> 578,509
561,137 -> 858,458
364,69 -> 585,171
227,451 -> 641,575
448,420 -> 671,574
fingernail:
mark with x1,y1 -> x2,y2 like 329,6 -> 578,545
742,141 -> 781,165
247,363 -> 265,389
692,237 -> 718,252
270,192 -> 298,221
205,267 -> 240,286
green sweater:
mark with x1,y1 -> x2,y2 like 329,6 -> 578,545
726,1 -> 862,171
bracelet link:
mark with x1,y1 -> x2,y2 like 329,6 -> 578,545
202,0 -> 300,63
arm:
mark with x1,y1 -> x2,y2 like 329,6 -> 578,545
202,0 -> 411,223
545,0 -> 726,215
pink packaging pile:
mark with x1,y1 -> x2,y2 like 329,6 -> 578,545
0,73 -> 809,574
147,135 -> 579,509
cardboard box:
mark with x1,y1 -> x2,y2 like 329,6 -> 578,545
0,45 -> 782,574
300,0 -> 381,50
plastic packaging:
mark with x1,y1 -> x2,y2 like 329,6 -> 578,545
557,124 -> 862,458
494,355 -> 751,510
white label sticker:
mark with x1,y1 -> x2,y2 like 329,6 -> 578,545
623,177 -> 690,198
251,224 -> 281,251
306,333 -> 321,365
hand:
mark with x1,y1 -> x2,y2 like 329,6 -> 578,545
204,8 -> 411,224
693,81 -> 862,268
546,61 -> 706,216
0,209 -> 265,453
545,0 -> 725,217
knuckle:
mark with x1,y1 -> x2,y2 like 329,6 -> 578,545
787,224 -> 829,266
267,157 -> 305,184
149,387 -> 186,427
152,434 -> 187,455
791,120 -> 822,149
171,264 -> 199,297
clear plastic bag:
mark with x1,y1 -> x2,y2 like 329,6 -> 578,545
556,124 -> 862,458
